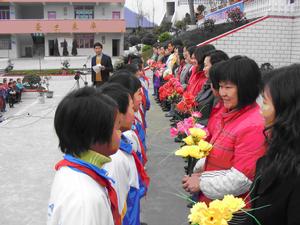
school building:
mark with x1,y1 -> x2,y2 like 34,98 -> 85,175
0,0 -> 125,59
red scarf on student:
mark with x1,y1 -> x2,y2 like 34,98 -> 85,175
55,160 -> 121,225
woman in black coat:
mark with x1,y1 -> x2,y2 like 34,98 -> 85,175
238,64 -> 300,225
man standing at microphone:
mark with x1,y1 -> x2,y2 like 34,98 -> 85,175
91,42 -> 113,86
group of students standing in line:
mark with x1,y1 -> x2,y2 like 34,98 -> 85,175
47,44 -> 151,225
151,40 -> 300,225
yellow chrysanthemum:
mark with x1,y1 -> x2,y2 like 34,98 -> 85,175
198,139 -> 213,153
183,135 -> 195,145
174,147 -> 190,157
188,146 -> 206,159
209,200 -> 233,221
222,195 -> 246,213
188,202 -> 208,224
189,128 -> 207,139
199,208 -> 227,225
175,145 -> 208,159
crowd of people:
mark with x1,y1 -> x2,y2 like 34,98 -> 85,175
0,77 -> 24,120
47,43 -> 151,225
149,40 -> 300,225
46,39 -> 300,225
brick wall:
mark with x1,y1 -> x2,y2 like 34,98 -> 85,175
291,17 -> 300,64
200,16 -> 296,68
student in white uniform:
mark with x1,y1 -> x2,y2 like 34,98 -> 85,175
47,87 -> 122,225
98,84 -> 140,217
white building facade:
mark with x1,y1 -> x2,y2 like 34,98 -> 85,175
0,0 -> 125,59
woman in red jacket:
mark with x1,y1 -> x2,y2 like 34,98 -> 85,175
182,56 -> 266,205
185,45 -> 215,97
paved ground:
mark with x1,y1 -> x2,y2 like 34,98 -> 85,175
0,72 -> 189,225
0,56 -> 118,71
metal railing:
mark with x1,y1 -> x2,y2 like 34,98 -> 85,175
244,0 -> 299,18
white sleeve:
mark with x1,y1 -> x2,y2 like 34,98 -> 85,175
193,157 -> 206,173
199,167 -> 252,200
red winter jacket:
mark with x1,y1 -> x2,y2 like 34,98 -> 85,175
199,103 -> 266,204
185,67 -> 207,97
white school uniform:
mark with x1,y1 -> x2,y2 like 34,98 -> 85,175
47,167 -> 114,225
103,149 -> 139,215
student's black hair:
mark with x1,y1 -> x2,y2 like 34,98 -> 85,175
54,87 -> 118,157
121,64 -> 139,75
131,57 -> 143,70
193,44 -> 216,71
93,42 -> 103,49
259,64 -> 300,178
108,70 -> 142,97
210,55 -> 261,109
97,83 -> 131,114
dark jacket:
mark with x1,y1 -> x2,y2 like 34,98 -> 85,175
195,80 -> 217,126
91,54 -> 113,83
238,157 -> 300,225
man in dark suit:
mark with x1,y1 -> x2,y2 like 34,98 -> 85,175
91,42 -> 113,86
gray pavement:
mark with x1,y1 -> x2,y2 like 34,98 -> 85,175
0,72 -> 189,225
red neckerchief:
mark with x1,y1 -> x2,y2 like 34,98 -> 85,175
55,160 -> 121,225
132,151 -> 150,188
137,108 -> 146,131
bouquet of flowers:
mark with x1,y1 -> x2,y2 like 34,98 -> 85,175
170,112 -> 204,139
188,195 -> 247,225
158,77 -> 184,103
175,127 -> 212,175
176,92 -> 198,115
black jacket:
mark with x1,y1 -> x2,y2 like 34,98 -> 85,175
91,54 -> 113,82
238,157 -> 300,225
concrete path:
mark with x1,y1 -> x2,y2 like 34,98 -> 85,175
0,72 -> 189,225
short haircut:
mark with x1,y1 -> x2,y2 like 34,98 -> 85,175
93,42 -> 103,49
108,70 -> 142,97
210,55 -> 261,109
54,87 -> 118,157
193,44 -> 216,70
122,64 -> 139,75
205,50 -> 229,65
97,83 -> 131,114
131,59 -> 143,70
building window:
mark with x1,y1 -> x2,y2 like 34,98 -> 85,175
166,2 -> 175,16
0,6 -> 10,20
74,34 -> 94,48
112,11 -> 120,19
48,11 -> 56,19
74,6 -> 94,19
290,0 -> 295,3
112,39 -> 120,57
63,7 -> 68,16
0,37 -> 11,50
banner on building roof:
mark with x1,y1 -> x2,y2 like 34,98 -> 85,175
204,1 -> 244,24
